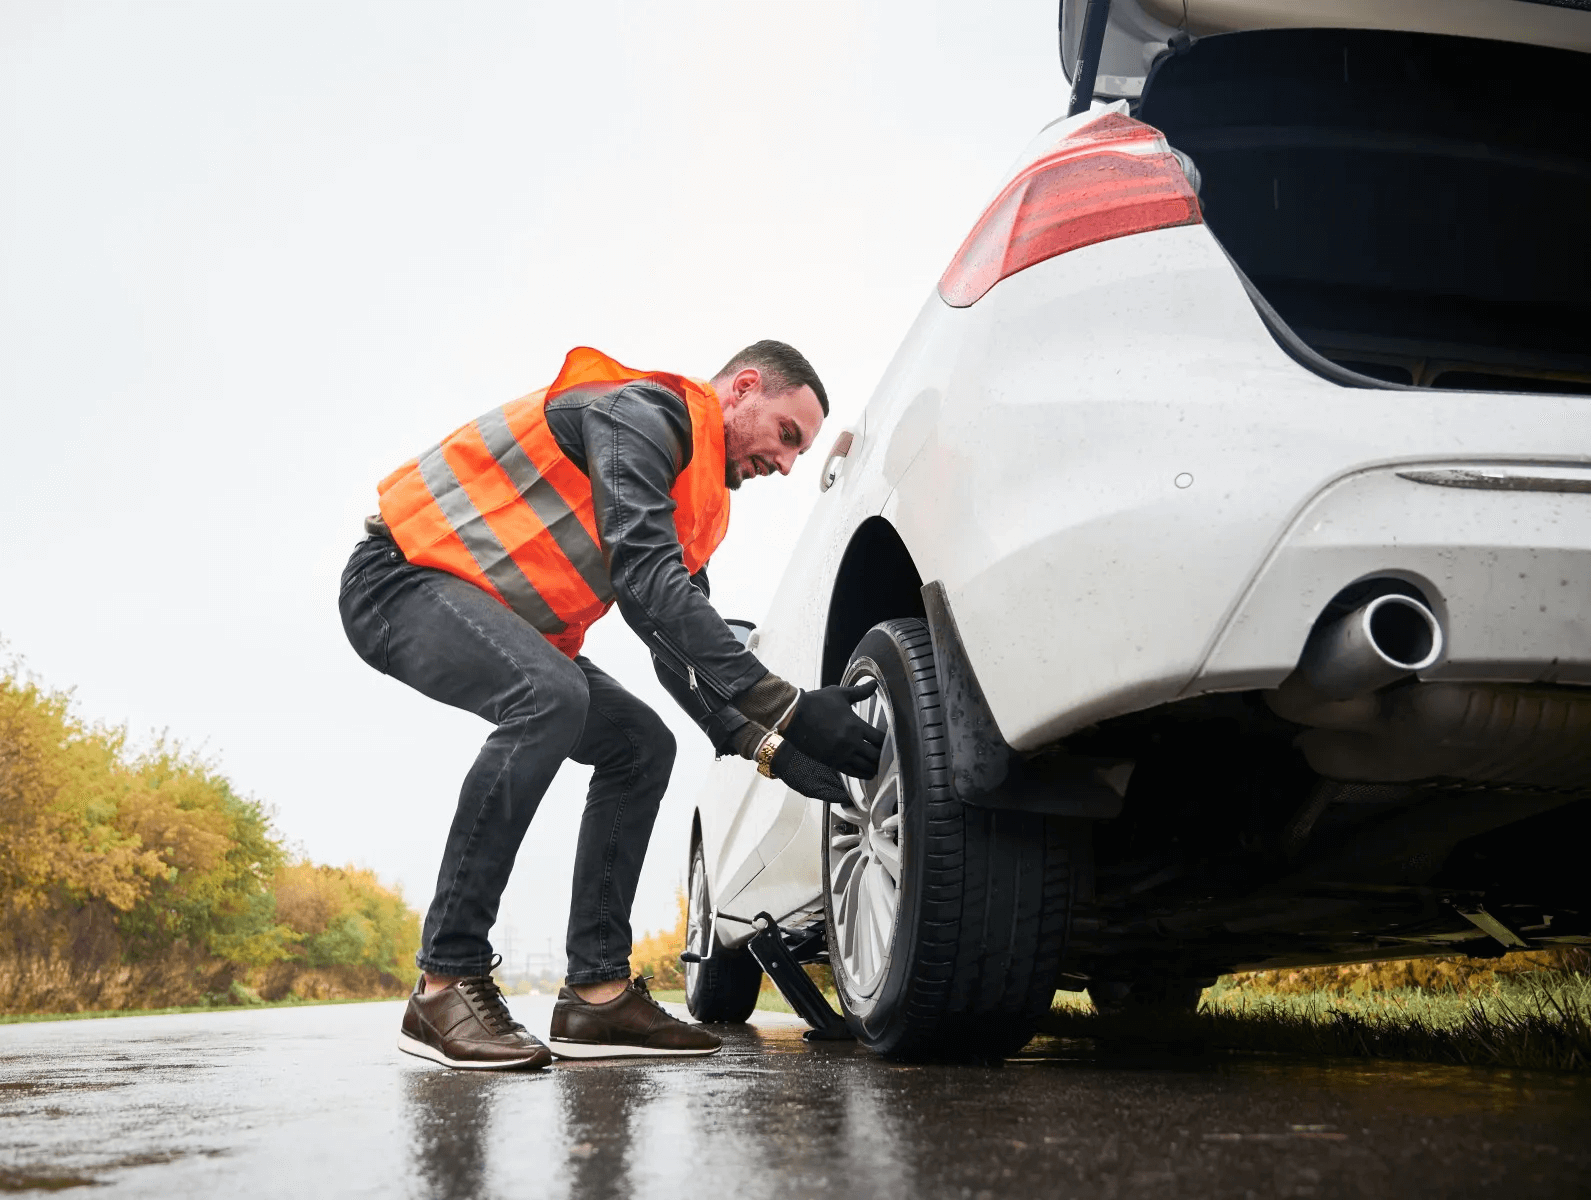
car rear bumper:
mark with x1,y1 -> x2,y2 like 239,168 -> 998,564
1198,463 -> 1591,691
887,225 -> 1591,750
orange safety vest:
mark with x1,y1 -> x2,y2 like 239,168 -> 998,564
377,347 -> 731,658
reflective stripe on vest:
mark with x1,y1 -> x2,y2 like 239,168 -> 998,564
376,347 -> 730,658
414,439 -> 570,634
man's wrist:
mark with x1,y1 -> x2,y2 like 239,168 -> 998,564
730,722 -> 767,760
734,672 -> 799,729
774,690 -> 801,732
754,732 -> 784,778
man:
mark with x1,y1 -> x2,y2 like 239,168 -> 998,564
339,341 -> 882,1069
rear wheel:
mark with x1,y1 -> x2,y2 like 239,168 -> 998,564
822,619 -> 1079,1060
683,842 -> 762,1023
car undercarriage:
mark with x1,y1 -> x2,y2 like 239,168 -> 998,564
1066,690 -> 1591,991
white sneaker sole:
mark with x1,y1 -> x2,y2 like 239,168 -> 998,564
547,1038 -> 720,1060
396,1032 -> 549,1070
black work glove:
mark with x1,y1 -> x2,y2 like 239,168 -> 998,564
769,740 -> 850,804
783,679 -> 884,779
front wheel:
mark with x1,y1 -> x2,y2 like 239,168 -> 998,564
683,842 -> 762,1022
822,619 -> 1080,1060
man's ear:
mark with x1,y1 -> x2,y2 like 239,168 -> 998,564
716,366 -> 762,413
729,367 -> 762,403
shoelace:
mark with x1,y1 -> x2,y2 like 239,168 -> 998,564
629,975 -> 675,1019
458,974 -> 525,1036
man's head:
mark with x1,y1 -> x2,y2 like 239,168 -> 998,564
711,340 -> 827,490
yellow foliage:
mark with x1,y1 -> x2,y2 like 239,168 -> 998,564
275,862 -> 348,935
0,674 -> 166,912
631,888 -> 688,989
1222,950 -> 1583,1000
118,763 -> 232,875
0,656 -> 421,1002
273,862 -> 420,974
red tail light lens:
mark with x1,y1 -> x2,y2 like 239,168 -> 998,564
938,113 -> 1202,308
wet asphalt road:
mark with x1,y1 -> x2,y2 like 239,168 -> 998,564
2,998 -> 1589,1198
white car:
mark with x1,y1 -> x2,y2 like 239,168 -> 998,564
684,1 -> 1591,1058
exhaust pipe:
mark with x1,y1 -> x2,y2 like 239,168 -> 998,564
1268,595 -> 1591,789
1297,594 -> 1443,700
1268,594 -> 1443,722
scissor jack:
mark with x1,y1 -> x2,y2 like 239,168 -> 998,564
682,911 -> 853,1041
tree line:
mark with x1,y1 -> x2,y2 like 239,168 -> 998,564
0,659 -> 419,1013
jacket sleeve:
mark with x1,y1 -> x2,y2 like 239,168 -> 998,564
649,570 -> 756,754
582,384 -> 773,748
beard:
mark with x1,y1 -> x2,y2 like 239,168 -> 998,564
722,421 -> 746,490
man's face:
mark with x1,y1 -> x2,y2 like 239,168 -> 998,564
718,369 -> 825,491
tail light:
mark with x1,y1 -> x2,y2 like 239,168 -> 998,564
938,113 -> 1202,308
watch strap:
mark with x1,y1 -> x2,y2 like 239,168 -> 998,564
755,732 -> 784,778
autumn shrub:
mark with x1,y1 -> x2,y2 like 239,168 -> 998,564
0,673 -> 169,916
273,862 -> 419,975
0,657 -> 419,1012
631,888 -> 688,989
113,742 -> 294,967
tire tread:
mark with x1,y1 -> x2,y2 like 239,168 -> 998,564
826,618 -> 1076,1059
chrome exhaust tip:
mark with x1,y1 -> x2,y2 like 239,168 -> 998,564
1297,593 -> 1444,702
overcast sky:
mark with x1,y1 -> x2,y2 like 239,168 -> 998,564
1,0 -> 1062,970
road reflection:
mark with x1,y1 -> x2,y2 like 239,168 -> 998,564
511,1026 -> 922,1200
403,1070 -> 504,1200
390,1017 -> 1591,1200
555,1062 -> 651,1198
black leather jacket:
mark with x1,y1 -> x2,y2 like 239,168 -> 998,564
546,380 -> 769,752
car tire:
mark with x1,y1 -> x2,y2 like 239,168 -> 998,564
683,841 -> 763,1023
822,618 -> 1078,1060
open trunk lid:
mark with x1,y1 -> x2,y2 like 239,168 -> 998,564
1060,0 -> 1591,103
1059,7 -> 1591,396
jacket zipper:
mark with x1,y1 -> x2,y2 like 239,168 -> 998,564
651,626 -> 736,701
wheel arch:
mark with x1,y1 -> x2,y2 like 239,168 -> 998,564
821,517 -> 927,686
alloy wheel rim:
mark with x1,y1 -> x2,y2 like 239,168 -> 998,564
827,666 -> 902,1007
685,853 -> 709,996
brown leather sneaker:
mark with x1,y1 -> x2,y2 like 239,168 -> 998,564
548,976 -> 722,1059
398,975 -> 553,1070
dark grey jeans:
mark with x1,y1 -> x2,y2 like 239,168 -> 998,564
338,535 -> 676,984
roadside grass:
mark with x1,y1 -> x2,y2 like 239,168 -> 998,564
0,994 -> 396,1025
598,963 -> 1591,1072
1039,969 -> 1591,1072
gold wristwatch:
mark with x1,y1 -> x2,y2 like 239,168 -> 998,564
755,732 -> 784,779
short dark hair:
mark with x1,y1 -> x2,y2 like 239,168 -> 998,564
714,340 -> 828,416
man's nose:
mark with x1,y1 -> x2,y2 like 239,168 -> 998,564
776,449 -> 796,476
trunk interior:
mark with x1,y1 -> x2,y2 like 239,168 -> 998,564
1137,28 -> 1591,395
